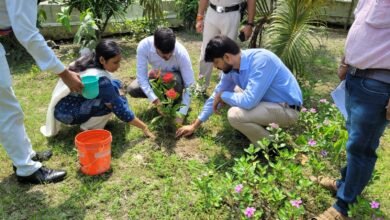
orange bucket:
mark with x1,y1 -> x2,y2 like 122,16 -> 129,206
75,129 -> 112,175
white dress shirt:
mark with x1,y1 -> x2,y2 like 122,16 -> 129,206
0,0 -> 65,75
136,36 -> 195,115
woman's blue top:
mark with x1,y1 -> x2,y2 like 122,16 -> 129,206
54,76 -> 135,125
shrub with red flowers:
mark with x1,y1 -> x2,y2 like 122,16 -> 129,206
149,69 -> 183,124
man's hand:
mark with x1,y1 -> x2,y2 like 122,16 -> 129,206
59,69 -> 83,93
176,124 -> 196,138
240,25 -> 253,41
337,64 -> 348,81
176,119 -> 202,138
213,92 -> 225,114
195,20 -> 204,33
153,99 -> 165,116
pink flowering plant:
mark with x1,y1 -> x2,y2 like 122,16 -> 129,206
348,197 -> 385,219
191,95 -> 383,219
148,69 -> 184,125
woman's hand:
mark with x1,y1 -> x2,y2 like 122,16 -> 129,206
143,127 -> 156,139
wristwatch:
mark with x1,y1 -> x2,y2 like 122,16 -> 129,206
245,22 -> 254,27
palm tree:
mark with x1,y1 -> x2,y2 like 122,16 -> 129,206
248,0 -> 275,48
249,0 -> 329,75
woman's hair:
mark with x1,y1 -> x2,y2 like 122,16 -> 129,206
69,39 -> 121,72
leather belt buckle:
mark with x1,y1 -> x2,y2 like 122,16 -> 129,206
216,6 -> 225,13
348,66 -> 357,76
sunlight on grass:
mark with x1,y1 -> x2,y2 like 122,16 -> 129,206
0,29 -> 388,218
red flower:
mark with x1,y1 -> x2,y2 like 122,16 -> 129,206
165,88 -> 178,100
162,72 -> 174,84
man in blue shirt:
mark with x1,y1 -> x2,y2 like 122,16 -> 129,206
176,35 -> 303,145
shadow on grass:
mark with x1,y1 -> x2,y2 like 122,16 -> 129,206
136,107 -> 180,154
0,175 -> 87,219
46,119 -> 147,160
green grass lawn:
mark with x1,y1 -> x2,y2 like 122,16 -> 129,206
0,29 -> 389,219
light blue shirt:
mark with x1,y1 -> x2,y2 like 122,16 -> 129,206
136,36 -> 195,115
198,49 -> 303,122
0,0 -> 65,74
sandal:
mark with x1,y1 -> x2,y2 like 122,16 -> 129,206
310,176 -> 337,193
313,207 -> 351,220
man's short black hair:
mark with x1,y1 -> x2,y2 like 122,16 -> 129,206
154,27 -> 176,54
204,35 -> 240,62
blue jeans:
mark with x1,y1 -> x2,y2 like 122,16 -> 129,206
334,73 -> 390,215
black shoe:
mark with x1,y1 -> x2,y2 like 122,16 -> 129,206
32,150 -> 53,162
16,167 -> 67,184
12,150 -> 53,172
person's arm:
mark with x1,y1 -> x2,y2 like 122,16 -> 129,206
177,45 -> 195,116
220,54 -> 276,110
337,56 -> 348,81
136,39 -> 159,103
199,73 -> 236,119
175,118 -> 202,138
195,0 -> 209,33
6,0 -> 82,92
176,76 -> 234,138
240,0 -> 256,40
129,117 -> 155,139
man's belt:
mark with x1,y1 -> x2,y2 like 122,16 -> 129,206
0,27 -> 12,36
209,3 -> 241,13
350,66 -> 390,84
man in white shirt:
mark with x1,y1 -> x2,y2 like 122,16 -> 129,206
127,27 -> 195,124
0,0 -> 83,184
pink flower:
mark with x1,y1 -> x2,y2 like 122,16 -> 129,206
310,108 -> 317,113
319,99 -> 328,103
269,123 -> 279,129
165,88 -> 178,100
308,139 -> 317,146
235,184 -> 243,193
290,199 -> 302,208
301,107 -> 307,112
162,72 -> 174,84
323,119 -> 330,125
370,201 -> 380,209
320,150 -> 328,158
244,207 -> 256,218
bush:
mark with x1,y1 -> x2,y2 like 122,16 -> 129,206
175,0 -> 198,30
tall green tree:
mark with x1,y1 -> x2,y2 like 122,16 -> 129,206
63,0 -> 132,39
58,0 -> 132,49
265,0 -> 327,74
249,0 -> 329,75
139,0 -> 164,22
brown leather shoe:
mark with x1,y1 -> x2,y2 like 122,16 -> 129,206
313,207 -> 351,220
16,167 -> 66,184
310,176 -> 337,193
